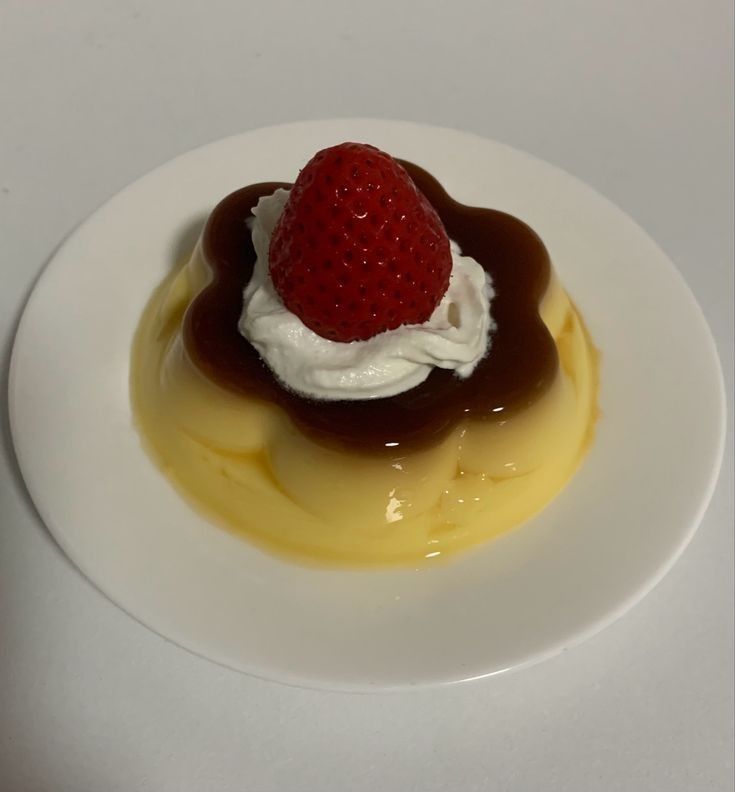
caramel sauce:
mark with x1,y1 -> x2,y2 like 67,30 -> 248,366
184,162 -> 557,453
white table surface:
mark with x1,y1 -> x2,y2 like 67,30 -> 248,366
1,1 -> 732,789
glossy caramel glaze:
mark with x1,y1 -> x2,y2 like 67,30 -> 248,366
184,162 -> 557,453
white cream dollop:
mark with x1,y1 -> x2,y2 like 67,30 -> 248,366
238,189 -> 494,401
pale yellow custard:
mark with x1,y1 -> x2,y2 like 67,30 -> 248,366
131,244 -> 599,567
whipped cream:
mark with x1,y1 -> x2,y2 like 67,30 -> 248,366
238,189 -> 494,401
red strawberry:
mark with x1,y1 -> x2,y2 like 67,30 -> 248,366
268,142 -> 452,343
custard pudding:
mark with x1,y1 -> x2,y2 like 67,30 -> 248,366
131,144 -> 599,566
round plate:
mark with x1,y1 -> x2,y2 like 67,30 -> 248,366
9,120 -> 726,691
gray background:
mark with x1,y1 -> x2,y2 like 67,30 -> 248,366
1,1 -> 732,790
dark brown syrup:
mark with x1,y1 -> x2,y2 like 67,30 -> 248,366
184,162 -> 557,453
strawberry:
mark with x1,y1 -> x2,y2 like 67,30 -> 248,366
268,142 -> 452,343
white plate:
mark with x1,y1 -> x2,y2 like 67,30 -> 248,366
9,120 -> 726,691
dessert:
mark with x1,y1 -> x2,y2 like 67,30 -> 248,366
131,143 -> 599,566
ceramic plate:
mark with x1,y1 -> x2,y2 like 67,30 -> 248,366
9,120 -> 726,690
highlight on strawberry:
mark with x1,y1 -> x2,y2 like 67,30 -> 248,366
268,142 -> 453,343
